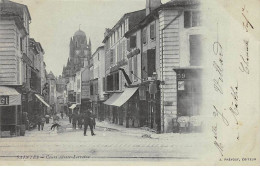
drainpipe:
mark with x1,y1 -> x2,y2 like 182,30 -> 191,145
161,10 -> 182,133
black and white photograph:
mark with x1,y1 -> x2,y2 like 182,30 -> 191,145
0,0 -> 259,166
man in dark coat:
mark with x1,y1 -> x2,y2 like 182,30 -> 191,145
71,113 -> 77,129
83,109 -> 95,136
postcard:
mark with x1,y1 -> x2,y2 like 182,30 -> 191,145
0,0 -> 259,166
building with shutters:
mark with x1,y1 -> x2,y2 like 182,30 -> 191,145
90,46 -> 105,121
125,0 -> 203,133
0,0 -> 49,137
102,9 -> 146,127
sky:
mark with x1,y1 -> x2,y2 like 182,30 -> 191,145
12,0 -> 169,77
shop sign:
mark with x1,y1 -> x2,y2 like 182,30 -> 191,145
127,49 -> 140,59
0,96 -> 9,105
178,81 -> 185,91
177,72 -> 186,79
81,81 -> 90,99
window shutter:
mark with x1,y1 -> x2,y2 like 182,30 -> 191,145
103,77 -> 105,91
110,49 -> 114,65
130,36 -> 136,48
128,57 -> 132,82
184,11 -> 192,28
150,24 -> 155,39
142,28 -> 147,44
142,52 -> 148,80
134,55 -> 138,81
122,41 -> 125,58
147,49 -> 156,77
127,39 -> 131,52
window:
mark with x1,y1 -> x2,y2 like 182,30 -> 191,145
192,11 -> 201,27
189,35 -> 202,66
142,49 -> 156,80
150,23 -> 156,40
130,36 -> 136,48
142,28 -> 147,44
113,33 -> 116,44
117,30 -> 119,41
147,49 -> 156,77
133,55 -> 138,81
20,38 -> 23,52
127,39 -> 131,52
128,57 -> 132,82
122,41 -> 125,58
106,75 -> 113,91
122,23 -> 125,35
120,25 -> 123,37
110,49 -> 114,65
103,77 -> 106,91
184,11 -> 201,28
114,72 -> 119,91
90,83 -> 93,95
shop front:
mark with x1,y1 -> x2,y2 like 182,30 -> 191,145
173,68 -> 203,133
104,87 -> 139,128
0,86 -> 23,137
139,80 -> 161,133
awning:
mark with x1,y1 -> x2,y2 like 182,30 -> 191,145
69,104 -> 77,110
35,94 -> 50,108
112,87 -> 138,107
103,93 -> 122,106
0,86 -> 21,106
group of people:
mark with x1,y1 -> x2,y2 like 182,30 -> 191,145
35,108 -> 96,136
69,109 -> 96,136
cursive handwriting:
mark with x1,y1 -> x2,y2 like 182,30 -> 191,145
213,105 -> 229,126
213,42 -> 224,94
214,141 -> 224,156
242,5 -> 254,32
239,40 -> 249,74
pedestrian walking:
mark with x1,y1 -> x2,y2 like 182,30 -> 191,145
68,111 -> 72,123
61,111 -> 64,119
83,109 -> 95,136
40,116 -> 46,130
90,110 -> 96,129
71,113 -> 77,129
45,114 -> 50,124
37,115 -> 41,131
78,113 -> 83,129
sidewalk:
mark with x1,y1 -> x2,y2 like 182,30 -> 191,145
96,121 -> 157,138
96,121 -> 204,140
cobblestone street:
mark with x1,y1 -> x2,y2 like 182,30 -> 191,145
0,117 -> 207,161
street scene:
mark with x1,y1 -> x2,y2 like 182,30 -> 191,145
0,0 -> 206,161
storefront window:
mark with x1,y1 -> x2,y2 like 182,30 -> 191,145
1,106 -> 16,125
177,79 -> 201,116
177,70 -> 202,117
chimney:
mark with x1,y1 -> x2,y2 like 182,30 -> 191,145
146,0 -> 162,16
